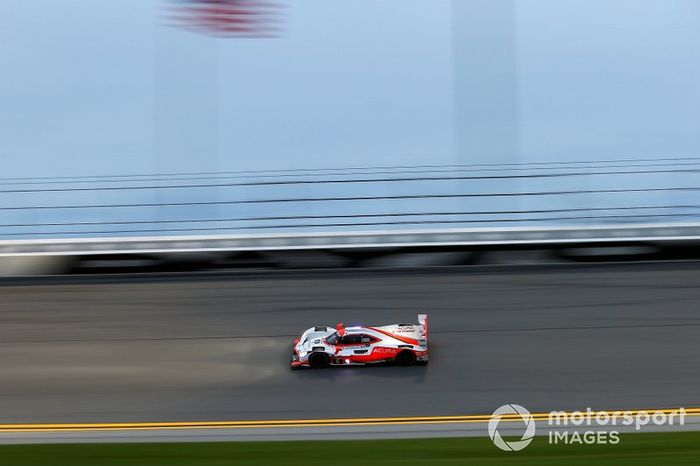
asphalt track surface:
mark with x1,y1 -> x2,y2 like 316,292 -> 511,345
1,262 -> 699,426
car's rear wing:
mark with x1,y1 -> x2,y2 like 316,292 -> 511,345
418,313 -> 428,339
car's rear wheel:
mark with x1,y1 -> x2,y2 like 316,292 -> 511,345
396,350 -> 416,366
308,351 -> 330,369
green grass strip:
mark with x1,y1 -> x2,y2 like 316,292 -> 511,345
1,431 -> 699,466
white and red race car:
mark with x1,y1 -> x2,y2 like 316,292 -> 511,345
291,314 -> 428,368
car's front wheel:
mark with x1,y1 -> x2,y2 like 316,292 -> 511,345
308,351 -> 330,369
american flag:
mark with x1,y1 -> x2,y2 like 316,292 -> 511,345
168,0 -> 282,37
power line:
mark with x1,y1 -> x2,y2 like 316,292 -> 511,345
3,212 -> 698,237
2,155 -> 700,183
1,168 -> 699,194
2,186 -> 700,210
2,204 -> 699,229
2,160 -> 700,187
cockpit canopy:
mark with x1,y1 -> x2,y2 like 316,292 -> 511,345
326,331 -> 376,345
326,332 -> 340,345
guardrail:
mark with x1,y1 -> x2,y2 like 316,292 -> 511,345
2,223 -> 700,257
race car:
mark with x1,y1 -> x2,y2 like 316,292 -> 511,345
291,314 -> 428,368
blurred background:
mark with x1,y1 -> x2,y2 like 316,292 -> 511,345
2,4 -> 700,464
2,0 -> 700,240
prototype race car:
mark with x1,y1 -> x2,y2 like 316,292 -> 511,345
291,314 -> 428,368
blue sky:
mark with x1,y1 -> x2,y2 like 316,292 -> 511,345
2,0 -> 697,176
1,1 -> 699,237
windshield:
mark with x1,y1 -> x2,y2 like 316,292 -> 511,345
326,333 -> 339,345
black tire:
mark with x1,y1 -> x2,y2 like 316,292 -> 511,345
308,352 -> 330,369
396,350 -> 416,366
